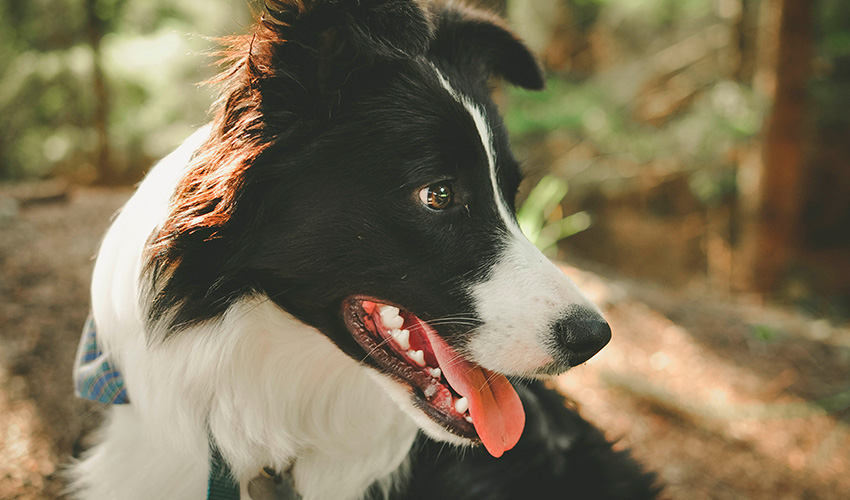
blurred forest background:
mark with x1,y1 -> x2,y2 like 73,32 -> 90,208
1,0 -> 849,499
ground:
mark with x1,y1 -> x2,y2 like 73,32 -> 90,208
0,185 -> 848,499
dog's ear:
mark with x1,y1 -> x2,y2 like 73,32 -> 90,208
260,0 -> 433,92
429,3 -> 544,91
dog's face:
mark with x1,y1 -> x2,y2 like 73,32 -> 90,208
147,1 -> 610,458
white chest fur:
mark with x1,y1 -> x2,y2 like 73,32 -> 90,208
71,128 -> 418,500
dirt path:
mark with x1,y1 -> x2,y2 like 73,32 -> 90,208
557,263 -> 850,499
1,185 -> 847,499
0,186 -> 129,499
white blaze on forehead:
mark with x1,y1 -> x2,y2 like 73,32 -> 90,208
431,66 -> 520,234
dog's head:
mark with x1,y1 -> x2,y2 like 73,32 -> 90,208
147,0 -> 610,457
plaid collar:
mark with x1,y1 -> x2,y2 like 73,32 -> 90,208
73,313 -> 243,499
73,312 -> 129,404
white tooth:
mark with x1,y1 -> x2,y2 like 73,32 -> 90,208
379,305 -> 400,319
408,349 -> 426,367
383,315 -> 404,330
379,305 -> 404,329
428,367 -> 442,379
391,329 -> 410,350
465,415 -> 473,423
454,397 -> 469,414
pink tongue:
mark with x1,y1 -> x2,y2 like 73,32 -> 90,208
415,319 -> 525,458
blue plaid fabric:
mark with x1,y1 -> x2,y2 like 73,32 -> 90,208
72,313 -> 244,500
73,312 -> 129,404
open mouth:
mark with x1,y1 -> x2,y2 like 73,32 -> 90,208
343,297 -> 525,458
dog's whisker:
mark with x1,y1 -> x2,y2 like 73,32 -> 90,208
477,370 -> 502,392
438,351 -> 477,371
425,316 -> 481,324
357,335 -> 396,365
423,313 -> 482,322
424,320 -> 481,328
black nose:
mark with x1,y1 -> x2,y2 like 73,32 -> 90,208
552,306 -> 612,366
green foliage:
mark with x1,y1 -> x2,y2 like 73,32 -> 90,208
0,0 -> 250,181
517,175 -> 591,256
750,324 -> 781,343
688,167 -> 737,207
1,0 -> 88,179
3,0 -> 846,191
506,75 -> 763,164
499,0 -> 793,243
504,78 -> 602,137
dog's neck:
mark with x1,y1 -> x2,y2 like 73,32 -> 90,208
204,298 -> 418,500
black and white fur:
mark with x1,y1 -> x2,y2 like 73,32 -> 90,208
70,1 -> 658,499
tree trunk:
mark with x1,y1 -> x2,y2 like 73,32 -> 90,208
733,0 -> 759,84
85,0 -> 112,184
737,0 -> 814,293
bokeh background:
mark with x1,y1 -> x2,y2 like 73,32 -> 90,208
1,0 -> 849,498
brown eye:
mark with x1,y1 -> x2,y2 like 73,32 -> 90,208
418,182 -> 454,210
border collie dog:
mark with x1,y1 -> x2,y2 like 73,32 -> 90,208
71,1 -> 658,499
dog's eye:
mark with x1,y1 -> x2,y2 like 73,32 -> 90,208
418,183 -> 454,210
